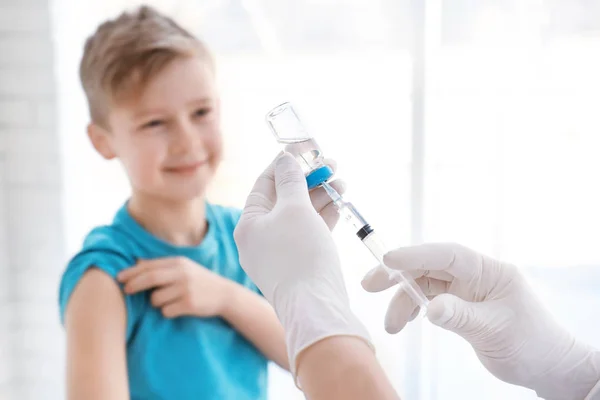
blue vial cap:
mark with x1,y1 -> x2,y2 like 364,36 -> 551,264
306,165 -> 334,190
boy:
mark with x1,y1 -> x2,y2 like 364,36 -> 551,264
58,6 -> 289,399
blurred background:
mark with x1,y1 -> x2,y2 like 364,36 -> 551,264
1,0 -> 600,398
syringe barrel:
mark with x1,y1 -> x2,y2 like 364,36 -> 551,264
337,200 -> 429,307
361,231 -> 430,308
360,230 -> 387,262
338,202 -> 371,237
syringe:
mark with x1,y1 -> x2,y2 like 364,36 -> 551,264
265,102 -> 429,309
320,182 -> 429,309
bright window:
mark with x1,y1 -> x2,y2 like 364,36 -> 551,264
53,0 -> 600,398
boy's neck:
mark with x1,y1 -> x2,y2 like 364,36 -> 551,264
127,193 -> 208,247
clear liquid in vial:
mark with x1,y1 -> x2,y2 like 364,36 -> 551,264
278,138 -> 326,174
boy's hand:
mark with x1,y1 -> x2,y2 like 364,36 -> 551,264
117,257 -> 232,318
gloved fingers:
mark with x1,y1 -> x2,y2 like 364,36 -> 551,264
362,265 -> 452,293
310,179 -> 346,214
407,297 -> 438,322
383,243 -> 482,281
361,265 -> 395,292
384,277 -> 450,333
426,293 -> 477,336
322,158 -> 338,174
407,296 -> 438,323
408,306 -> 421,322
318,201 -> 341,231
385,285 -> 418,334
274,153 -> 311,204
241,152 -> 281,221
416,276 -> 450,297
308,157 -> 342,222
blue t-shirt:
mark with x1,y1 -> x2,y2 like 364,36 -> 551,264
58,202 -> 267,400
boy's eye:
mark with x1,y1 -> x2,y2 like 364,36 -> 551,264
141,119 -> 164,129
194,108 -> 211,118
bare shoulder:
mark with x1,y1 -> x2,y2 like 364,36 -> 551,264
65,267 -> 126,331
64,269 -> 130,399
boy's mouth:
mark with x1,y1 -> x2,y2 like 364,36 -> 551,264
163,160 -> 208,174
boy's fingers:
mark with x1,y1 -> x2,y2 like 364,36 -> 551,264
117,266 -> 142,282
150,284 -> 182,307
124,268 -> 179,294
162,301 -> 187,318
117,258 -> 174,282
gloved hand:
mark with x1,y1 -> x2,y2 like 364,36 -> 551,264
234,153 -> 371,378
308,158 -> 346,231
362,243 -> 600,400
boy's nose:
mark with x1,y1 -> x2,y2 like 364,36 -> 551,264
170,120 -> 202,154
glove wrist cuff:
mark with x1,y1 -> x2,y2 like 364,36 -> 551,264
273,280 -> 373,382
585,378 -> 600,400
533,346 -> 600,400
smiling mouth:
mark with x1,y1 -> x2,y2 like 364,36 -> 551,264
164,160 -> 208,174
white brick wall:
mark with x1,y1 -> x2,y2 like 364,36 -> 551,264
0,3 -> 50,34
0,0 -> 66,399
0,36 -> 54,67
0,101 -> 32,128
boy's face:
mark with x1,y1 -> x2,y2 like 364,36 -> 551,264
92,57 -> 222,201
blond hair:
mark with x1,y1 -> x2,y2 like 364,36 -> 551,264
80,5 -> 214,126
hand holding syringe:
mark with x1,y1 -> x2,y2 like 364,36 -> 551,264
265,102 -> 429,310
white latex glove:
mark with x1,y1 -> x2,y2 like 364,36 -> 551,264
362,243 -> 600,400
234,153 -> 371,378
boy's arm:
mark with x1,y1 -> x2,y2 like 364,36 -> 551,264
221,280 -> 289,370
115,256 -> 288,369
65,268 -> 130,400
297,336 -> 400,400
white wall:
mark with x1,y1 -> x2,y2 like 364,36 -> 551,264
0,0 -> 66,399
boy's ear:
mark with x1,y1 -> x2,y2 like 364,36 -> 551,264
87,123 -> 116,160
